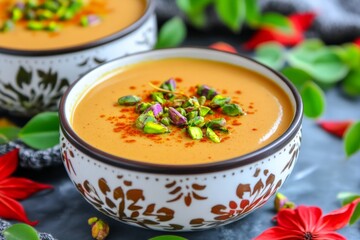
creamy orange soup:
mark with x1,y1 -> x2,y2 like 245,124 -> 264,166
72,58 -> 294,165
0,0 -> 146,50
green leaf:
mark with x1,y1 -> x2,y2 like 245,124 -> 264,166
260,13 -> 293,33
300,81 -> 326,119
342,70 -> 360,97
281,67 -> 312,89
3,223 -> 40,240
149,236 -> 188,240
155,17 -> 187,49
288,39 -> 349,84
18,112 -> 59,150
215,0 -> 245,32
338,192 -> 360,205
176,0 -> 212,28
350,202 -> 360,225
254,42 -> 285,70
332,43 -> 360,69
244,0 -> 260,27
0,126 -> 20,143
344,121 -> 360,158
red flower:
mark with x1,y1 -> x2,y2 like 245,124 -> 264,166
318,120 -> 353,138
209,42 -> 238,53
255,201 -> 359,240
244,12 -> 316,50
0,149 -> 53,226
354,38 -> 360,48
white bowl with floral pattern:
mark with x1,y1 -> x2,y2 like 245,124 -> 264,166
59,48 -> 303,231
0,0 -> 156,116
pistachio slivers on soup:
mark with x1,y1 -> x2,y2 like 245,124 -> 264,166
0,0 -> 146,50
72,58 -> 294,165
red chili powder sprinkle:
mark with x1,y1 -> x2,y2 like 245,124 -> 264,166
235,90 -> 242,94
188,86 -> 196,94
120,108 -> 132,112
232,120 -> 242,126
99,114 -> 105,118
222,89 -> 228,94
185,142 -> 195,148
125,139 -> 136,143
129,86 -> 136,90
175,77 -> 183,83
252,128 -> 258,131
151,80 -> 160,85
248,105 -> 254,109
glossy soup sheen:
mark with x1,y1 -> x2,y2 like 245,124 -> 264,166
72,58 -> 294,165
0,0 -> 146,51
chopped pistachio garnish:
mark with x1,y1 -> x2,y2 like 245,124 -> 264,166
118,95 -> 141,106
222,103 -> 244,116
117,78 -> 245,143
0,0 -> 106,33
88,217 -> 110,240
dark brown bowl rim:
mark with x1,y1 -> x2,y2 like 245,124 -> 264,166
0,0 -> 155,57
59,48 -> 303,175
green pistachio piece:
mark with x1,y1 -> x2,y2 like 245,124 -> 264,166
206,127 -> 221,143
182,99 -> 194,108
151,92 -> 165,104
160,117 -> 171,126
135,112 -> 156,129
206,118 -> 226,129
25,10 -> 36,20
218,127 -> 229,133
143,122 -> 169,134
80,15 -> 89,27
60,9 -> 75,20
43,1 -> 60,12
186,111 -> 198,120
11,8 -> 23,21
1,20 -> 14,32
135,102 -> 152,113
188,126 -> 203,140
46,21 -> 60,32
118,95 -> 141,106
38,9 -> 54,20
27,21 -> 45,30
191,97 -> 200,108
209,95 -> 231,108
188,116 -> 205,127
176,107 -> 186,116
199,106 -> 211,117
26,0 -> 39,8
222,103 -> 244,116
198,96 -> 206,105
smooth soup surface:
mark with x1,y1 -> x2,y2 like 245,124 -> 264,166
0,0 -> 146,50
72,58 -> 294,165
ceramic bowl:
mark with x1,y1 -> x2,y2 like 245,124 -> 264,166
0,0 -> 156,116
59,48 -> 303,231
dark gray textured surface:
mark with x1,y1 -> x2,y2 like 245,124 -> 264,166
4,32 -> 360,239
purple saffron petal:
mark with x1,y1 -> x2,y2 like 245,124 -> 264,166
169,107 -> 187,126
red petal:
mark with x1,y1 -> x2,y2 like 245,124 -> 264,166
276,208 -> 303,230
315,231 -> 347,240
289,12 -> 317,31
318,120 -> 353,138
354,38 -> 360,48
254,226 -> 303,240
209,42 -> 238,53
0,194 -> 38,226
0,149 -> 19,181
0,177 -> 52,200
296,206 -> 323,232
243,12 -> 316,50
317,199 -> 359,231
